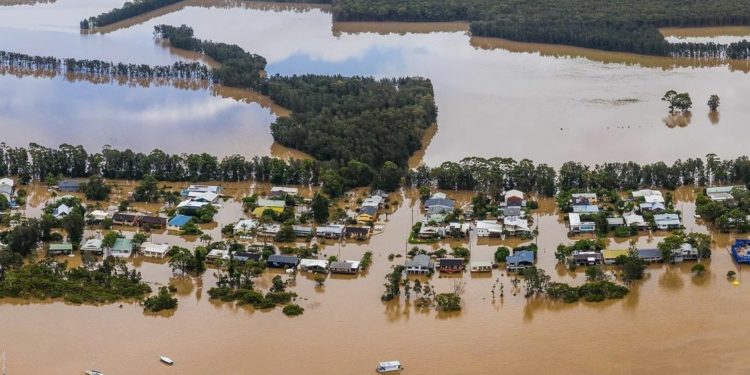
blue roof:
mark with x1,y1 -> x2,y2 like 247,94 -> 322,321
168,214 -> 192,227
507,250 -> 535,265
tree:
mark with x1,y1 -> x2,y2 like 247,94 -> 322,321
62,212 -> 85,245
707,94 -> 720,111
657,232 -> 685,264
520,266 -> 550,297
5,220 -> 41,256
673,92 -> 693,113
282,304 -> 304,316
374,161 -> 403,192
662,90 -> 677,111
168,247 -> 195,276
311,193 -> 330,224
274,224 -> 295,242
585,265 -> 608,281
132,232 -> 149,249
494,246 -> 511,263
270,275 -> 286,293
143,286 -> 178,312
101,231 -> 122,249
619,253 -> 646,285
133,175 -> 160,202
313,272 -> 327,287
81,176 -> 111,201
0,195 -> 9,211
691,263 -> 706,276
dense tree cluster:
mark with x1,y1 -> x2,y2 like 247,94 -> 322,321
0,50 -> 210,81
154,25 -> 437,168
332,0 -> 750,56
80,0 -> 184,29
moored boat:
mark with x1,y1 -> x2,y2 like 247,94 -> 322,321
376,361 -> 403,373
85,370 -> 104,375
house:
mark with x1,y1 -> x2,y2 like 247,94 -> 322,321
206,249 -> 230,263
267,254 -> 299,268
624,212 -> 649,229
427,213 -> 447,224
503,216 -> 530,236
445,222 -> 470,238
426,205 -> 453,216
602,249 -> 629,264
504,189 -> 525,207
418,223 -> 442,239
357,205 -> 378,223
233,219 -> 259,235
257,198 -> 286,208
476,220 -> 504,237
177,199 -> 211,211
182,184 -> 221,197
168,214 -> 193,231
346,226 -> 370,240
438,258 -> 465,273
405,254 -> 433,274
633,189 -> 665,203
707,192 -> 734,202
299,258 -> 329,273
572,193 -> 598,204
569,251 -> 603,266
639,202 -> 666,212
372,189 -> 389,199
0,178 -> 13,199
111,238 -> 134,257
57,179 -> 80,193
506,250 -> 535,271
53,204 -> 72,219
48,243 -> 73,255
330,260 -> 361,274
315,224 -> 345,239
568,213 -> 596,234
139,242 -> 169,258
259,223 -> 281,237
470,260 -> 493,272
606,217 -> 625,228
572,203 -> 599,214
292,225 -> 313,237
87,210 -> 109,222
138,215 -> 167,229
424,196 -> 455,213
673,243 -> 699,262
270,186 -> 298,197
502,206 -> 522,218
706,186 -> 744,195
112,212 -> 139,226
234,251 -> 262,263
81,239 -> 103,254
654,213 -> 681,230
732,239 -> 750,264
637,248 -> 663,263
362,195 -> 384,208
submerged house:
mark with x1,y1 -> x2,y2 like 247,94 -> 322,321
569,251 -> 603,266
48,243 -> 73,255
315,224 -> 345,239
732,239 -> 750,264
233,219 -> 259,235
503,216 -> 530,236
504,189 -> 525,207
53,204 -> 72,219
602,249 -> 629,264
206,249 -> 230,263
81,239 -> 103,254
405,254 -> 433,274
506,250 -> 535,271
673,243 -> 699,262
330,260 -> 361,274
423,195 -> 455,214
267,254 -> 299,268
299,259 -> 329,273
437,258 -> 465,273
475,220 -> 504,237
706,186 -> 744,202
637,248 -> 663,263
111,238 -> 134,258
270,186 -> 298,197
57,179 -> 81,193
139,242 -> 169,258
607,217 -> 625,229
470,260 -> 493,272
654,213 -> 681,230
568,213 -> 596,234
624,212 -> 649,229
0,178 -> 14,199
345,226 -> 371,240
182,184 -> 221,197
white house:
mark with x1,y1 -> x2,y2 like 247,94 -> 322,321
53,204 -> 72,219
476,220 -> 504,237
569,213 -> 596,233
233,219 -> 259,235
87,210 -> 109,222
206,249 -> 230,263
270,186 -> 299,196
140,242 -> 170,259
81,239 -> 103,254
654,213 -> 681,230
503,216 -> 530,235
624,212 -> 648,228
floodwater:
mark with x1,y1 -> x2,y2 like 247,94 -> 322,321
661,26 -> 750,44
1,1 -> 750,165
2,185 -> 750,374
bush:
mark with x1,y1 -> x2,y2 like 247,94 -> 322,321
494,247 -> 511,262
143,286 -> 178,312
435,293 -> 462,311
283,304 -> 304,316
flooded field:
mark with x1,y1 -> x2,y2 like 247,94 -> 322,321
1,1 -> 750,165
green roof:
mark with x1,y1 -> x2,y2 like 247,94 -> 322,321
112,238 -> 133,252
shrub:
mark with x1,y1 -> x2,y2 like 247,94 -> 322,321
283,304 -> 304,316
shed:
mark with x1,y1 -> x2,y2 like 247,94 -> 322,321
48,243 -> 73,255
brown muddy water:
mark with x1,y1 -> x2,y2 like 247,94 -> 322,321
1,0 -> 750,165
2,185 -> 750,374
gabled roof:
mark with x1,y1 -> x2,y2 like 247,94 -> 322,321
572,205 -> 599,213
637,248 -> 662,259
112,238 -> 133,252
440,258 -> 464,267
268,254 -> 299,265
406,254 -> 433,268
360,206 -> 378,216
505,189 -> 524,200
424,198 -> 454,209
507,250 -> 535,264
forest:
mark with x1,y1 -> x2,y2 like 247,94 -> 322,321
80,0 -> 183,29
154,24 -> 437,168
332,0 -> 750,56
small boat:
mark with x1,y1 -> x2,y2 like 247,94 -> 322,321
160,356 -> 174,365
376,361 -> 403,373
85,370 -> 104,375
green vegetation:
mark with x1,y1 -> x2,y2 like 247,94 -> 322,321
81,0 -> 184,29
381,265 -> 405,301
360,251 -> 373,270
435,293 -> 462,311
555,239 -> 605,263
0,257 -> 151,304
310,193 -> 330,223
282,304 -> 305,316
168,247 -> 207,275
332,0 -> 750,57
143,286 -> 178,312
691,263 -> 707,276
546,281 -> 628,303
661,90 -> 693,113
80,176 -> 111,201
708,95 -> 721,112
494,246 -> 510,263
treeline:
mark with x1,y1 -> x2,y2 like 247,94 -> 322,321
80,0 -> 183,29
154,24 -> 437,168
671,40 -> 750,60
0,50 -> 210,81
332,0 -> 750,57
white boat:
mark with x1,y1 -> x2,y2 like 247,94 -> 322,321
85,370 -> 104,375
160,356 -> 174,365
376,361 -> 403,373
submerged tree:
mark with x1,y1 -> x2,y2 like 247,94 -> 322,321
708,94 -> 720,111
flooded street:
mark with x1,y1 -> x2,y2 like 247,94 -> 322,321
1,1 -> 750,165
2,1 -> 750,373
1,186 -> 750,374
